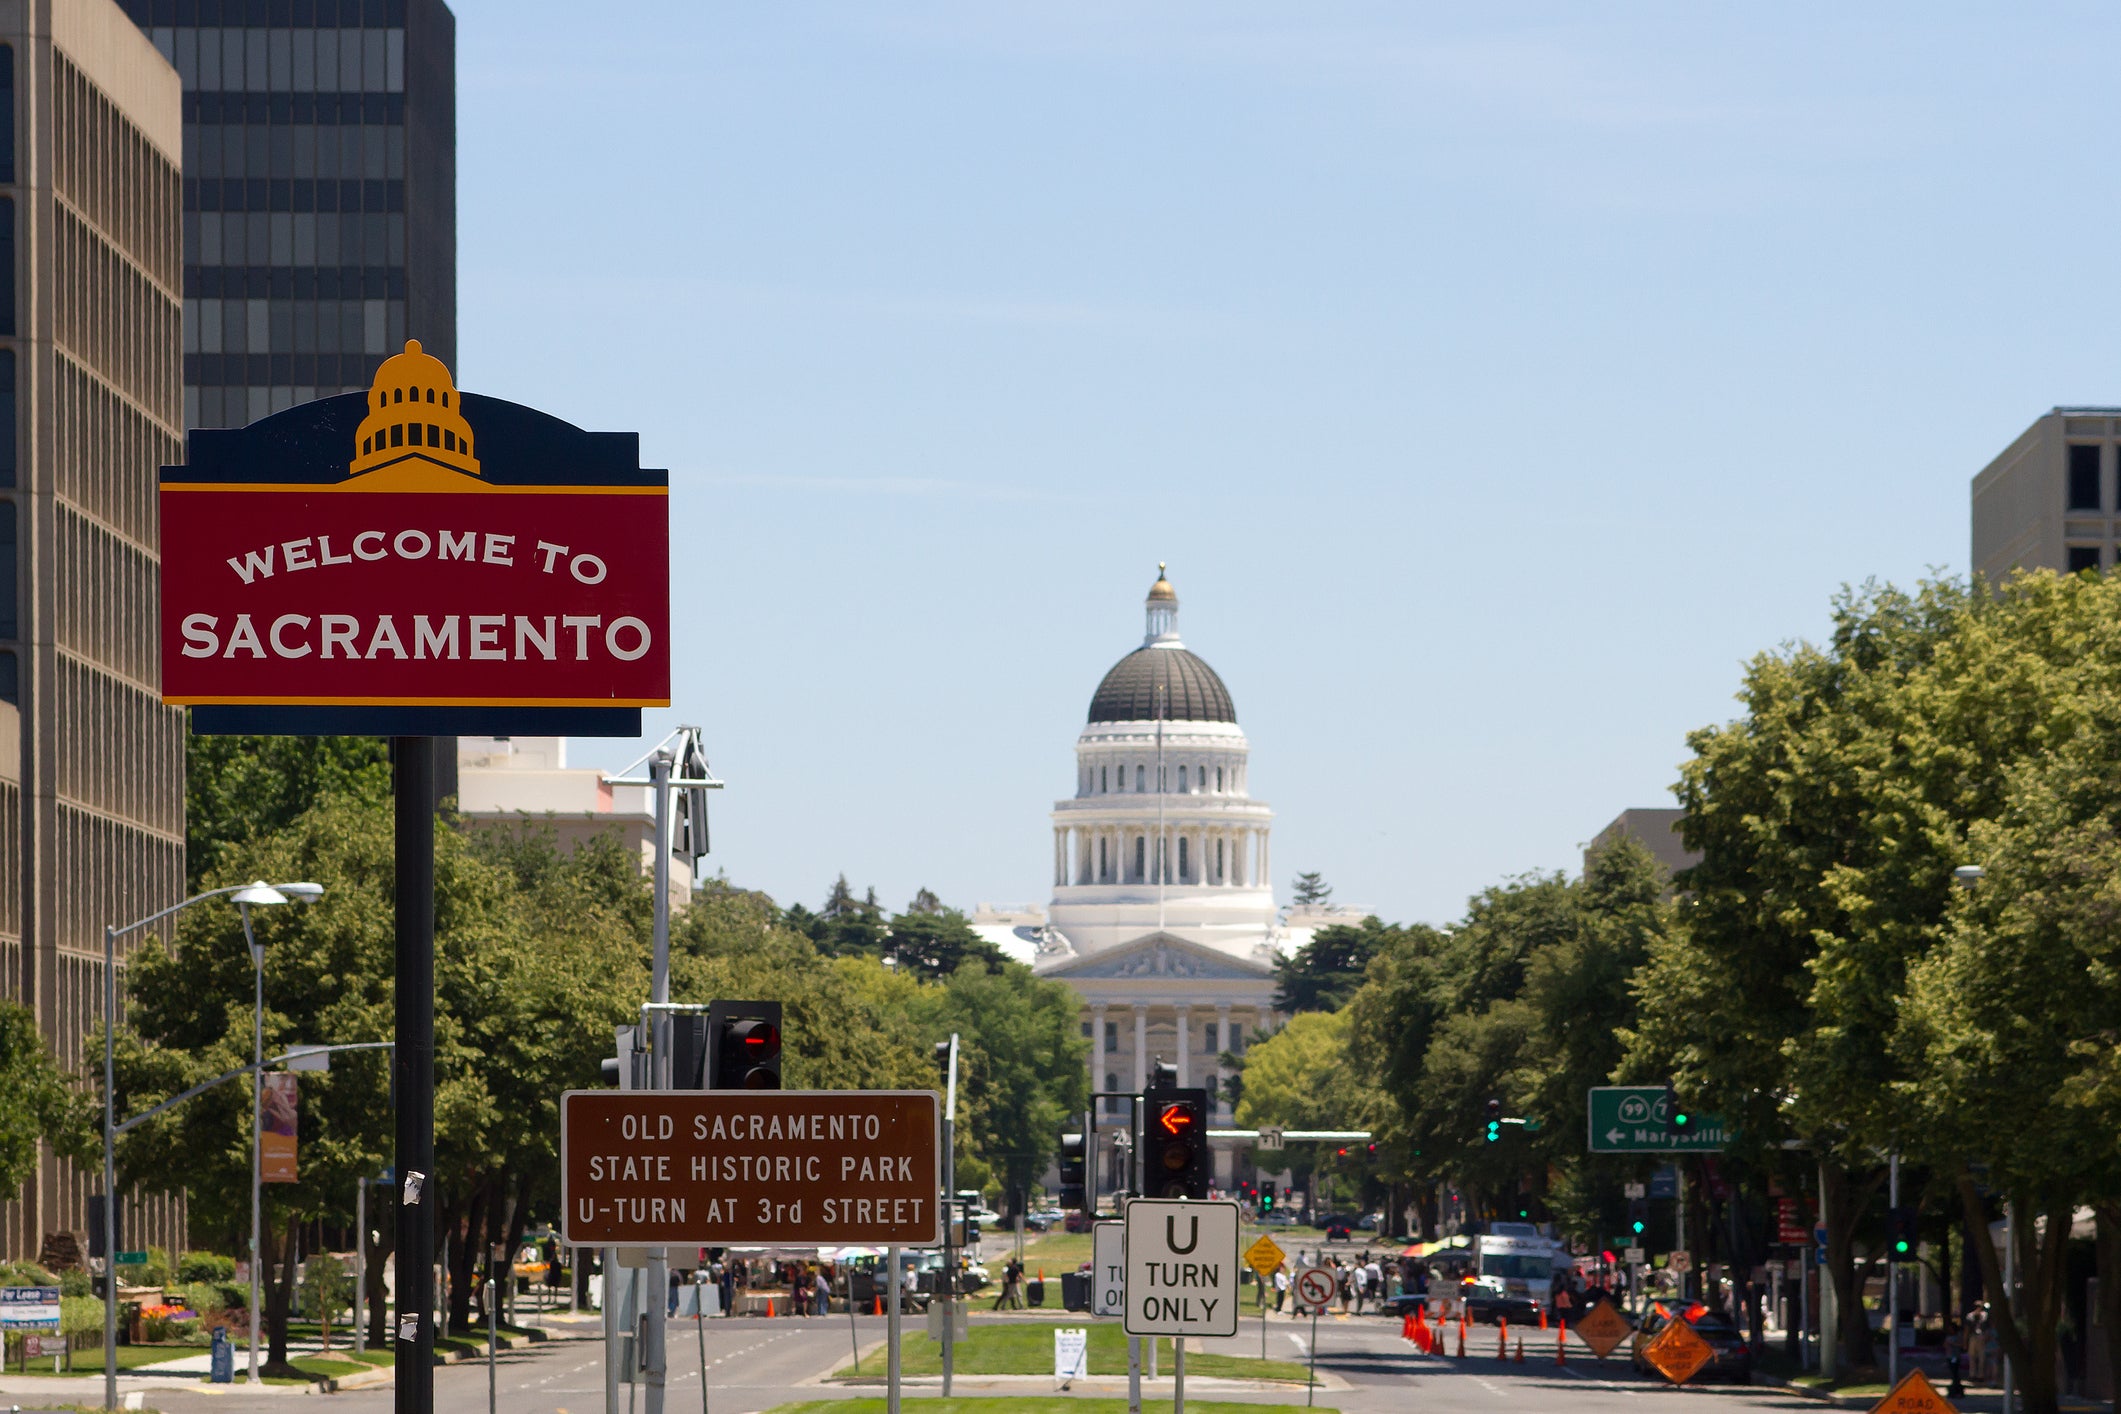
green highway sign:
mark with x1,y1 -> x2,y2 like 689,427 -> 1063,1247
115,1251 -> 148,1265
1587,1086 -> 1730,1153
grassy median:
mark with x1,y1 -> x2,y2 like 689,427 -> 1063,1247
784,1402 -> 1334,1414
834,1323 -> 1310,1383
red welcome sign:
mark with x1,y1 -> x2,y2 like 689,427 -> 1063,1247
160,342 -> 668,736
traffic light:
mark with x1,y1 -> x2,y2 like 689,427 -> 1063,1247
1484,1097 -> 1502,1143
1058,1128 -> 1087,1211
707,1000 -> 782,1089
1259,1180 -> 1276,1212
1144,1088 -> 1210,1198
1887,1206 -> 1918,1258
1628,1198 -> 1648,1236
1664,1084 -> 1691,1136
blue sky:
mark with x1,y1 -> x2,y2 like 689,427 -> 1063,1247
452,3 -> 2121,927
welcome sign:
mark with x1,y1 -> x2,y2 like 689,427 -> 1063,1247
161,341 -> 668,736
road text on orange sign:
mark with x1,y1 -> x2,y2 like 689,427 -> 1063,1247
1642,1319 -> 1713,1385
1869,1368 -> 1957,1413
1573,1301 -> 1631,1359
560,1090 -> 940,1247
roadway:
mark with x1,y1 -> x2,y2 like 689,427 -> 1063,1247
115,1309 -> 1839,1414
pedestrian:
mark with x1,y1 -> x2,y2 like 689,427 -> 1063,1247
1351,1259 -> 1369,1315
1273,1263 -> 1289,1313
1365,1257 -> 1384,1309
1336,1260 -> 1352,1314
814,1266 -> 832,1317
992,1257 -> 1023,1310
791,1263 -> 809,1317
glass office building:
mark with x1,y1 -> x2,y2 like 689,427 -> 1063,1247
120,0 -> 456,430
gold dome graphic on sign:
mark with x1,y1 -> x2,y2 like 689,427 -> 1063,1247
345,340 -> 485,491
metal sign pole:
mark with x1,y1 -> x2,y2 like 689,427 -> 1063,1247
487,1246 -> 499,1414
354,1177 -> 366,1359
393,737 -> 437,1414
1174,1340 -> 1185,1414
1887,1152 -> 1899,1392
643,754 -> 673,1414
886,1246 -> 902,1414
1127,1336 -> 1141,1414
1308,1307 -> 1319,1406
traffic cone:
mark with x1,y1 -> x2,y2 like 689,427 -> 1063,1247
1514,1338 -> 1524,1363
767,1299 -> 775,1318
874,1297 -> 883,1316
1456,1317 -> 1466,1358
1402,1313 -> 1415,1342
1498,1320 -> 1508,1360
1540,1308 -> 1548,1331
1557,1321 -> 1567,1366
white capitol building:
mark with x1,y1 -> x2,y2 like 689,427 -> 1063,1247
973,568 -> 1364,1186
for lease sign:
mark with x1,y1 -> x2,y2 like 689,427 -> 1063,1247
160,341 -> 667,735
560,1090 -> 941,1247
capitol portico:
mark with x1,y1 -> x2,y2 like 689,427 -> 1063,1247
976,567 -> 1357,1195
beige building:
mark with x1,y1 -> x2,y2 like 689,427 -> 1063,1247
456,737 -> 694,914
0,0 -> 187,1260
1971,407 -> 2121,582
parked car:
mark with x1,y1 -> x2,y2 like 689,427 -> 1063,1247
1324,1223 -> 1352,1241
1630,1306 -> 1752,1384
1065,1211 -> 1093,1233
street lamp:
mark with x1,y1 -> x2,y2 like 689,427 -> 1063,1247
101,880 -> 322,1409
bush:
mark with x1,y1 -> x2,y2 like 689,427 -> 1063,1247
176,1280 -> 245,1314
58,1269 -> 92,1299
0,1261 -> 59,1287
176,1252 -> 236,1284
118,1245 -> 172,1288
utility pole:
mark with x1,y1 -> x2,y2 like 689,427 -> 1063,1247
605,729 -> 719,1414
939,1036 -> 960,1396
1887,1153 -> 1899,1391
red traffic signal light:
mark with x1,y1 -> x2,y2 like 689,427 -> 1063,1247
1142,1089 -> 1208,1197
709,1002 -> 783,1089
1158,1102 -> 1198,1138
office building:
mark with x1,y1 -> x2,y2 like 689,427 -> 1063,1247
0,0 -> 187,1261
1585,808 -> 1699,889
1971,407 -> 2121,581
119,0 -> 457,429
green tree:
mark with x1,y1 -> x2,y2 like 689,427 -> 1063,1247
300,1251 -> 353,1351
1291,872 -> 1332,906
184,732 -> 389,891
1273,917 -> 1393,1014
0,1004 -> 95,1188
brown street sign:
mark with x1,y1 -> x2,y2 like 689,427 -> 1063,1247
561,1089 -> 941,1246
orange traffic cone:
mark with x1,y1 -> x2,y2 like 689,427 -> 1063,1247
1498,1320 -> 1508,1360
1539,1308 -> 1548,1331
1514,1338 -> 1525,1363
1402,1313 -> 1416,1342
767,1299 -> 775,1318
1557,1321 -> 1567,1365
1456,1316 -> 1466,1358
874,1297 -> 883,1316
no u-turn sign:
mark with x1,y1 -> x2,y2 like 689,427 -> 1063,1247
1122,1198 -> 1240,1337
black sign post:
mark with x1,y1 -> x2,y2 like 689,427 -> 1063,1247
394,737 -> 437,1414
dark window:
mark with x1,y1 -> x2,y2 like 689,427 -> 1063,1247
2066,545 -> 2101,574
0,500 -> 16,639
0,651 -> 16,705
0,46 -> 14,185
0,196 -> 15,336
2069,444 -> 2103,511
0,349 -> 16,488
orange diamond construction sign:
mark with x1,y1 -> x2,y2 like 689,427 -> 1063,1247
1869,1368 -> 1957,1413
1572,1301 -> 1631,1359
1642,1318 -> 1714,1385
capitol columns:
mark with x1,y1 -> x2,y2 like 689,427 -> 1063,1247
1174,1003 -> 1192,1088
1133,1003 -> 1149,1092
1215,1003 -> 1233,1118
1088,1002 -> 1107,1106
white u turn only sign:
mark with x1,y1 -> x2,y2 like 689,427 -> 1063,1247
1122,1198 -> 1240,1337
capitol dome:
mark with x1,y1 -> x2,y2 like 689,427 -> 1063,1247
1088,648 -> 1235,724
1087,564 -> 1237,724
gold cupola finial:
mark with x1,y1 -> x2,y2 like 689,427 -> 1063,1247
345,339 -> 483,488
1147,563 -> 1176,603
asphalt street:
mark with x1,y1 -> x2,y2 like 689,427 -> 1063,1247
93,1311 -> 1833,1414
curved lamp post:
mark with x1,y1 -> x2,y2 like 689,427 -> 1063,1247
101,880 -> 322,1409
